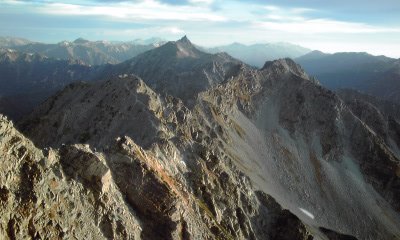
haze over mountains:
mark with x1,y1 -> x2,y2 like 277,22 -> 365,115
296,51 -> 400,103
0,36 -> 400,239
0,48 -> 99,119
208,42 -> 311,67
0,36 -> 311,67
0,36 -> 164,66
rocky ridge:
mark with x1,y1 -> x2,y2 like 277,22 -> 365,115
100,36 -> 243,106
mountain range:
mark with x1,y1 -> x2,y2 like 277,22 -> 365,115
0,48 -> 101,119
208,42 -> 311,67
0,37 -> 164,66
296,51 -> 400,104
1,36 -> 312,68
0,36 -> 399,239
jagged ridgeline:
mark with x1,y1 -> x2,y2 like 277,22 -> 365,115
1,37 -> 400,239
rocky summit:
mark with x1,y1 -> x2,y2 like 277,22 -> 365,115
1,37 -> 400,240
99,36 -> 243,106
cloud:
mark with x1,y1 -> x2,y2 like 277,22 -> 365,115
188,0 -> 214,4
252,5 -> 400,34
34,0 -> 225,22
159,26 -> 185,34
97,26 -> 185,40
254,19 -> 400,34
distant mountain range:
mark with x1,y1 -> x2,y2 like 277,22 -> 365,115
207,42 -> 311,67
296,51 -> 400,104
0,48 -> 100,119
0,36 -> 33,47
1,36 -> 312,67
0,37 -> 164,66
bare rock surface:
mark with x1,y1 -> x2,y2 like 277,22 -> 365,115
0,115 -> 142,239
1,113 -> 319,239
19,75 -> 164,149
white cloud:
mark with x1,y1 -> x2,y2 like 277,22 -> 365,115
159,26 -> 185,34
104,26 -> 185,38
252,4 -> 400,34
188,0 -> 214,5
264,5 -> 280,11
37,0 -> 226,22
253,19 -> 400,34
290,7 -> 315,14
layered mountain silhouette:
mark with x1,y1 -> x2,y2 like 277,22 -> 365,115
208,42 -> 311,67
2,37 -> 163,66
296,51 -> 400,104
0,36 -> 33,47
0,48 -> 100,119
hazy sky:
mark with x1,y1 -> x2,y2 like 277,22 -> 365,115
1,0 -> 400,57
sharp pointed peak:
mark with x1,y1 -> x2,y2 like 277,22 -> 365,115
177,35 -> 191,44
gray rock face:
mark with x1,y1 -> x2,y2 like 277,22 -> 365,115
0,115 -> 143,239
19,76 -> 164,149
1,113 -> 318,239
197,58 -> 400,239
337,89 -> 400,153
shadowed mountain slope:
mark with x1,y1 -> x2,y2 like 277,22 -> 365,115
296,51 -> 400,104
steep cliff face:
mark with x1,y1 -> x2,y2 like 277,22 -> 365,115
337,89 -> 400,154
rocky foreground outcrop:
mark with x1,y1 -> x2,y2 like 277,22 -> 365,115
0,115 -> 143,239
1,112 -> 322,239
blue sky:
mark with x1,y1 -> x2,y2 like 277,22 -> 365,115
1,0 -> 400,57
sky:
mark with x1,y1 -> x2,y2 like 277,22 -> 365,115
1,0 -> 400,57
